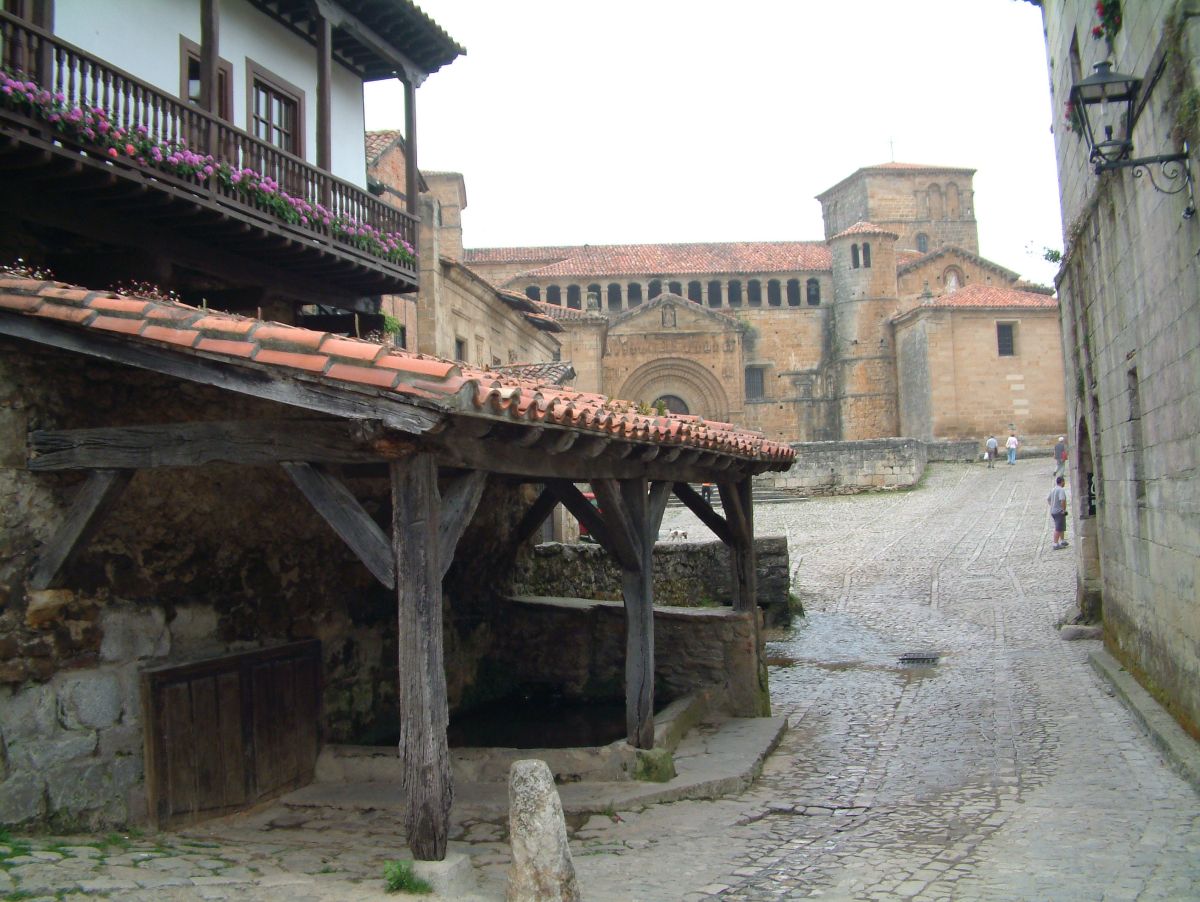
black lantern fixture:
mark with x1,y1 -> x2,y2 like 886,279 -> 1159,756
1069,61 -> 1195,215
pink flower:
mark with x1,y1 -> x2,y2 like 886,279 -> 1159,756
125,143 -> 136,155
107,148 -> 118,158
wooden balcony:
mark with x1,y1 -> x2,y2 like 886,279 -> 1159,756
0,11 -> 418,306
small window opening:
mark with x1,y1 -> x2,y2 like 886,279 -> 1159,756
996,322 -> 1015,357
786,279 -> 801,307
806,278 -> 821,306
744,367 -> 765,400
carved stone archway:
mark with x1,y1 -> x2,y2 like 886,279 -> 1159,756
619,357 -> 731,423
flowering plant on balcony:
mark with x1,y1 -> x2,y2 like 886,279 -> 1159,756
0,70 -> 416,269
1092,0 -> 1121,43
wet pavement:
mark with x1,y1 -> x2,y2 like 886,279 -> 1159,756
3,462 -> 1199,900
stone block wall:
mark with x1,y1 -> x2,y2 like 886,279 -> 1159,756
1040,1 -> 1200,736
759,438 -> 928,493
510,537 -> 791,625
497,596 -> 763,717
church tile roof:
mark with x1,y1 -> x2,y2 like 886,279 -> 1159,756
917,284 -> 1058,310
831,221 -> 899,240
465,241 -> 832,277
365,130 -> 401,163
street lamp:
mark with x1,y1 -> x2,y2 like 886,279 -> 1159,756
1069,61 -> 1195,215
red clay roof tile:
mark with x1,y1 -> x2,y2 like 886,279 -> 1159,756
0,276 -> 795,467
910,284 -> 1058,311
252,349 -> 329,372
466,241 -> 831,277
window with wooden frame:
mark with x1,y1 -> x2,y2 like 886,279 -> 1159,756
247,60 -> 304,158
180,37 -> 233,122
996,322 -> 1016,357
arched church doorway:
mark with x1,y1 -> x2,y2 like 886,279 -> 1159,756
654,395 -> 689,415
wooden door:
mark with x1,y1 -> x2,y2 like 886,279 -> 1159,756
141,640 -> 321,829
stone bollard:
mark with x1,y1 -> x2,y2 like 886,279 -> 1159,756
506,759 -> 581,902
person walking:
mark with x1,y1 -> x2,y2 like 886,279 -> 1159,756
1006,432 -> 1019,465
1054,436 -> 1067,478
1048,476 -> 1069,549
985,434 -> 999,468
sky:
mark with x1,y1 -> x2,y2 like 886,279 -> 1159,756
365,0 -> 1064,286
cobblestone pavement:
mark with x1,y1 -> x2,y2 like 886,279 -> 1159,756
3,463 -> 1198,900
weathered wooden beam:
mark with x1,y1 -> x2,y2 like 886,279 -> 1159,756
619,477 -> 655,749
590,479 -> 643,572
0,314 -> 445,437
719,479 -> 757,613
437,470 -> 487,579
392,454 -> 452,861
509,485 -> 560,549
282,462 -> 394,588
312,0 -> 429,85
647,480 -> 672,537
546,480 -> 615,557
29,420 -> 384,471
30,469 -> 132,590
671,482 -> 734,544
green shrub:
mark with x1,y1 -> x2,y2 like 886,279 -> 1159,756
383,860 -> 433,895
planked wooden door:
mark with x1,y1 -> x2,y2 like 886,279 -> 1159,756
141,640 -> 321,829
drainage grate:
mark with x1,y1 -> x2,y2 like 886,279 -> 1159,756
899,651 -> 940,665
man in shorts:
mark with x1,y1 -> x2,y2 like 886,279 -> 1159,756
1048,476 -> 1069,549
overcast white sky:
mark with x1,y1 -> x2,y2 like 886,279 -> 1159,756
365,0 -> 1064,286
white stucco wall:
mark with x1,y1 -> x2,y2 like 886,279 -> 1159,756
53,0 -> 367,187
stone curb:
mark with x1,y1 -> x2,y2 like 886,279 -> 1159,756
1089,648 -> 1200,794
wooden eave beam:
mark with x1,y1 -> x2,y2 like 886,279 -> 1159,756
311,0 -> 429,85
282,462 -> 394,588
28,419 -> 389,470
29,469 -> 132,590
0,314 -> 445,438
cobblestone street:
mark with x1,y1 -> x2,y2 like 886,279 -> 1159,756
649,461 -> 1200,901
2,462 -> 1198,900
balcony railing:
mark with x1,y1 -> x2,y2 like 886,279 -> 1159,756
0,11 -> 416,280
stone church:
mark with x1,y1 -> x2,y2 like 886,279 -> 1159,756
370,143 -> 1067,447
464,163 -> 1067,446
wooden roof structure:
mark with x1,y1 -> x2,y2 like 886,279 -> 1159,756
0,275 -> 792,860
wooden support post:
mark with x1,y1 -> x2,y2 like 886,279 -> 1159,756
403,76 -> 418,216
718,478 -> 756,613
315,12 -> 333,176
509,485 -> 559,549
618,478 -> 654,748
30,469 -> 132,590
392,454 -> 451,861
199,0 -> 219,155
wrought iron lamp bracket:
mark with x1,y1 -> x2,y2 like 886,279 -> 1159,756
1094,149 -> 1196,218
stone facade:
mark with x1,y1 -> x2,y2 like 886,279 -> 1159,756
1036,0 -> 1200,738
463,163 -> 1068,447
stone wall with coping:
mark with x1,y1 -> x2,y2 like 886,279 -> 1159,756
510,537 -> 791,625
757,438 -> 929,493
497,596 -> 763,718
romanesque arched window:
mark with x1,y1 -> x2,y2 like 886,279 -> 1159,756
607,283 -> 622,311
525,286 -> 541,301
862,243 -> 872,268
668,281 -> 682,295
566,285 -> 582,309
747,280 -> 762,307
687,281 -> 703,303
648,279 -> 662,299
806,278 -> 820,305
707,280 -> 723,307
851,244 -> 860,269
786,279 -> 801,306
947,182 -> 961,219
546,285 -> 561,305
628,283 -> 643,306
728,280 -> 743,307
587,283 -> 602,309
767,280 -> 782,306
916,233 -> 929,253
